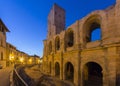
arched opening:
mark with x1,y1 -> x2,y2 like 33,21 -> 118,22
55,62 -> 60,78
67,30 -> 74,47
1,52 -> 3,60
90,22 -> 101,42
55,36 -> 60,50
83,62 -> 103,86
65,62 -> 74,82
83,15 -> 102,43
49,41 -> 52,54
91,28 -> 101,41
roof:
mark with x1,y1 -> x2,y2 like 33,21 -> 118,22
0,19 -> 10,32
29,55 -> 40,58
7,42 -> 16,49
53,3 -> 65,12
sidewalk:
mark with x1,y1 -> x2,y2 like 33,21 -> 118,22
0,66 -> 13,86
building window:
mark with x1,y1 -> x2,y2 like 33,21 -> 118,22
88,22 -> 101,42
67,30 -> 74,47
91,27 -> 101,41
1,52 -> 3,60
55,62 -> 60,78
65,62 -> 74,82
83,15 -> 102,43
55,36 -> 60,50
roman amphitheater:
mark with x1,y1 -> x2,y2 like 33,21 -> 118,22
42,0 -> 120,86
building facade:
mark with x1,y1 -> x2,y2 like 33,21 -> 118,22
6,43 -> 40,66
28,55 -> 41,64
42,0 -> 120,86
0,19 -> 40,67
0,19 -> 9,68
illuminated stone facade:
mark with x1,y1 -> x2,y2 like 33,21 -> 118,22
0,19 -> 9,68
6,42 -> 29,65
42,1 -> 120,86
6,43 -> 40,65
0,19 -> 40,67
28,55 -> 41,64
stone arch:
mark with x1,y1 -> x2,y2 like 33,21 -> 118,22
55,62 -> 60,78
55,36 -> 60,51
83,62 -> 103,86
81,10 -> 107,47
65,62 -> 74,82
83,14 -> 102,42
66,28 -> 74,47
49,41 -> 52,54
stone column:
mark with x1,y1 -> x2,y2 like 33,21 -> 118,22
63,59 -> 65,80
74,51 -> 80,86
102,70 -> 109,86
51,53 -> 55,76
60,52 -> 63,80
107,47 -> 117,86
74,67 -> 79,86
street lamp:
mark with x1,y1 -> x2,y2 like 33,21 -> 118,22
29,58 -> 32,64
9,54 -> 14,66
9,56 -> 14,61
37,59 -> 40,64
40,59 -> 43,64
19,57 -> 24,64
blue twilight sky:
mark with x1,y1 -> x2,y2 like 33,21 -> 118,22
0,0 -> 115,57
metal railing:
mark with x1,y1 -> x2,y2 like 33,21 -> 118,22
13,66 -> 28,86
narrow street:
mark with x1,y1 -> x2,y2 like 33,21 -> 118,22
0,67 -> 13,86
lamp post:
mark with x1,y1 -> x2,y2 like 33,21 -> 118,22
9,54 -> 14,66
19,57 -> 24,64
37,59 -> 40,64
39,59 -> 43,71
40,59 -> 43,64
28,58 -> 32,64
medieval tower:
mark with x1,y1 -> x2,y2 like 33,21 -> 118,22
47,3 -> 65,39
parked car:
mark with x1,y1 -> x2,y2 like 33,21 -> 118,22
0,64 -> 2,69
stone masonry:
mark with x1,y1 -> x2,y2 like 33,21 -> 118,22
42,0 -> 120,86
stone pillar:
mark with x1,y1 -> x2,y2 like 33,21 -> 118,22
74,67 -> 79,86
115,0 -> 120,41
63,59 -> 65,80
103,70 -> 109,86
74,51 -> 80,86
60,52 -> 63,80
51,54 -> 55,76
107,47 -> 117,86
